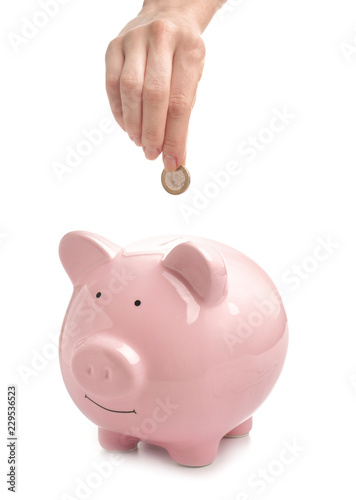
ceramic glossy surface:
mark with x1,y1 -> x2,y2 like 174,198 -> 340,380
59,231 -> 288,466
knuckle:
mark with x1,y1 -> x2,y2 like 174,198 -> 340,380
121,27 -> 142,48
142,127 -> 162,143
105,36 -> 123,60
143,82 -> 168,106
120,74 -> 142,99
106,72 -> 120,92
168,93 -> 191,117
105,68 -> 120,94
185,36 -> 206,63
193,36 -> 206,58
162,139 -> 179,155
149,19 -> 175,40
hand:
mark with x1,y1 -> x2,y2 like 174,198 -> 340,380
105,2 -> 206,171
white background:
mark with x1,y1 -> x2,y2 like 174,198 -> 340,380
1,0 -> 356,498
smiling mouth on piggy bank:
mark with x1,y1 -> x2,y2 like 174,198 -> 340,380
84,395 -> 137,414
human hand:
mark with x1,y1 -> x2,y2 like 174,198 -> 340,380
105,1 -> 207,171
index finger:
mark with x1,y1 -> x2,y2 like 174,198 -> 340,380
162,41 -> 205,171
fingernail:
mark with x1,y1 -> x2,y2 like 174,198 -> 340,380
144,147 -> 160,160
130,136 -> 141,147
163,154 -> 177,172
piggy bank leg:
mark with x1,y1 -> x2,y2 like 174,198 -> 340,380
225,417 -> 253,438
98,428 -> 139,452
166,439 -> 220,467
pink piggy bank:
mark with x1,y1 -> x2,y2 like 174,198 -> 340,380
59,231 -> 288,467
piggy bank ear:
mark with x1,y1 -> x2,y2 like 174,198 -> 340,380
59,231 -> 122,286
162,241 -> 228,305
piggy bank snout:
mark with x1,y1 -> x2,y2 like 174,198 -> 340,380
71,334 -> 143,399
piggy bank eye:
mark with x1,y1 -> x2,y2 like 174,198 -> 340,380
134,300 -> 141,306
96,292 -> 101,298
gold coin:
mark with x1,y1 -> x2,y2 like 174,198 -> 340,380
161,165 -> 190,195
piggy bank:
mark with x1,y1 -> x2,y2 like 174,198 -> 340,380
59,231 -> 288,467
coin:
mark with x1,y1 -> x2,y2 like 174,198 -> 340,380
161,165 -> 190,195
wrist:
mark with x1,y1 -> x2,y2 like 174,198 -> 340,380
141,0 -> 225,33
